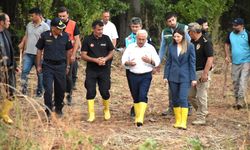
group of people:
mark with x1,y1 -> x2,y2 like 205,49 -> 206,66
0,8 -> 249,130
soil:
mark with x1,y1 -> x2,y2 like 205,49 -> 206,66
10,51 -> 250,150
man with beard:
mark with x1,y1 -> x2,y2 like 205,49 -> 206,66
225,18 -> 250,109
0,13 -> 16,124
58,6 -> 81,105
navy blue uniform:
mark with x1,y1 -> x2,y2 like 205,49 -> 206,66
36,31 -> 72,113
81,34 -> 114,100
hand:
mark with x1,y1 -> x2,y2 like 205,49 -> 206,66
15,67 -> 21,74
141,55 -> 151,64
152,68 -> 157,74
18,42 -> 24,50
70,55 -> 76,63
225,56 -> 230,64
37,65 -> 42,74
126,58 -> 136,66
164,78 -> 168,84
191,80 -> 197,87
155,65 -> 161,73
200,72 -> 208,82
66,67 -> 70,75
96,57 -> 106,66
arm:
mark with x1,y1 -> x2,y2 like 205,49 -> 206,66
18,34 -> 27,53
70,35 -> 80,62
159,30 -> 167,63
36,49 -> 43,73
112,39 -> 117,47
225,43 -> 231,64
189,44 -> 196,81
164,45 -> 172,80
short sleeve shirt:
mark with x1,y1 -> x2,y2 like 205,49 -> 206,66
103,21 -> 118,41
191,35 -> 213,71
25,21 -> 50,55
36,31 -> 73,61
225,29 -> 250,64
81,34 -> 114,70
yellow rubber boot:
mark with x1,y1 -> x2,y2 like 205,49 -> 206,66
103,99 -> 111,120
0,99 -> 14,124
179,108 -> 188,130
137,102 -> 147,127
87,99 -> 95,122
173,107 -> 181,128
134,103 -> 140,123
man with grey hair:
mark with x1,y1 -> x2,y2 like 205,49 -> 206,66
122,29 -> 160,127
188,22 -> 214,125
125,17 -> 155,117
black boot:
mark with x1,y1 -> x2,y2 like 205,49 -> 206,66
130,106 -> 135,117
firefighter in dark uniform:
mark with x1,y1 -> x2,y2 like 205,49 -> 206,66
0,13 -> 16,124
36,17 -> 72,117
81,20 -> 114,122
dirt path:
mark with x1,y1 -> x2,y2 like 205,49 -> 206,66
11,52 -> 250,150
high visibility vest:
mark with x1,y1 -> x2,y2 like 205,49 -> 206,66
65,20 -> 76,45
64,20 -> 76,56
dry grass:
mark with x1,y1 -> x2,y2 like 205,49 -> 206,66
1,47 -> 250,150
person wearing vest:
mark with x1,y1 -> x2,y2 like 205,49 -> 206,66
58,7 -> 81,106
0,13 -> 16,124
158,12 -> 192,117
225,18 -> 250,109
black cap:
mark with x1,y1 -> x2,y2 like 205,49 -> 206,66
232,18 -> 244,25
51,17 -> 66,29
196,18 -> 207,25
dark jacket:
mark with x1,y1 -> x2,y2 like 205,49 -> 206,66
164,43 -> 196,83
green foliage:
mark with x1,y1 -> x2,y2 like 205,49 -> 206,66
187,137 -> 203,150
139,138 -> 158,150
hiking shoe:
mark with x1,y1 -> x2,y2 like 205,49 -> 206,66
36,91 -> 43,97
130,106 -> 135,117
192,119 -> 206,125
188,107 -> 192,116
55,109 -> 63,118
162,108 -> 174,116
66,95 -> 72,106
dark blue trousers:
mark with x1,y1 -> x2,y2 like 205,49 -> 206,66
129,72 -> 152,103
168,81 -> 190,108
43,62 -> 66,112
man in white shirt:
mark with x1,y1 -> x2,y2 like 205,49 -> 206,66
122,29 -> 160,127
102,10 -> 118,47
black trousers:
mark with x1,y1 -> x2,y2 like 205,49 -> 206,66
85,68 -> 111,100
43,62 -> 66,111
66,63 -> 73,94
72,60 -> 78,87
0,67 -> 16,100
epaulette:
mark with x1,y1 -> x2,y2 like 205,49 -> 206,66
203,37 -> 208,42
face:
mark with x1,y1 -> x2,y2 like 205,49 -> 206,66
93,25 -> 103,38
102,12 -> 110,24
130,24 -> 142,34
188,30 -> 195,40
136,33 -> 147,47
202,22 -> 209,32
166,16 -> 177,28
173,32 -> 183,44
52,26 -> 63,35
232,24 -> 243,33
30,13 -> 40,23
2,15 -> 10,29
58,11 -> 69,23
